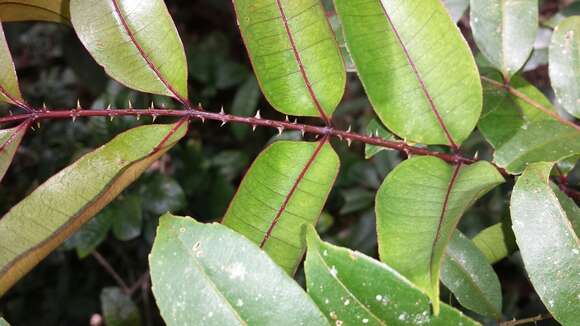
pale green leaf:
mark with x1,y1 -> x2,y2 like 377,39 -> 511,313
549,16 -> 580,118
0,0 -> 70,24
335,0 -> 482,146
0,22 -> 24,108
441,232 -> 502,318
0,317 -> 9,326
0,122 -> 27,183
510,162 -> 580,325
233,0 -> 346,119
472,222 -> 517,264
150,214 -> 329,326
70,0 -> 188,102
223,140 -> 339,274
470,0 -> 538,77
364,118 -> 395,159
101,287 -> 141,326
376,156 -> 504,313
304,227 -> 480,326
0,122 -> 187,296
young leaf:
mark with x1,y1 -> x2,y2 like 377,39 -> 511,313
549,16 -> 580,118
304,227 -> 480,325
0,22 -> 25,108
364,118 -> 395,159
233,0 -> 346,121
472,222 -> 517,264
470,0 -> 538,78
0,122 -> 188,296
441,232 -> 502,318
443,0 -> 469,23
101,287 -> 141,326
334,0 -> 482,147
376,156 -> 504,313
0,121 -> 28,183
70,0 -> 188,103
510,162 -> 580,325
222,140 -> 339,274
0,0 -> 71,24
149,214 -> 329,326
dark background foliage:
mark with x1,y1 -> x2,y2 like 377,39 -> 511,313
0,0 -> 575,324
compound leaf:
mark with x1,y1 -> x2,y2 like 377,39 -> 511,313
376,156 -> 504,313
335,0 -> 482,146
222,140 -> 339,274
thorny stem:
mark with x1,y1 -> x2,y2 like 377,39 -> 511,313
499,314 -> 553,326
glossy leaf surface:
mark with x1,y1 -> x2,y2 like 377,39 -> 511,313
376,156 -> 504,313
0,0 -> 70,24
335,0 -> 482,146
304,227 -> 479,325
70,0 -> 188,102
472,222 -> 517,264
0,22 -> 24,108
0,122 -> 187,296
510,162 -> 580,325
441,232 -> 502,318
150,214 -> 329,326
549,16 -> 580,118
233,0 -> 346,119
470,0 -> 538,77
0,122 -> 28,183
223,140 -> 339,274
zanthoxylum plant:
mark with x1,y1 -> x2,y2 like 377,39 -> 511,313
0,0 -> 579,325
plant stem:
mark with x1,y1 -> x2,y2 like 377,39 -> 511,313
91,251 -> 130,294
499,314 -> 552,326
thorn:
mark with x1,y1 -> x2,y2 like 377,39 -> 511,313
375,130 -> 379,137
9,110 -> 13,116
110,115 -> 115,122
128,100 -> 133,108
219,106 -> 225,115
161,103 -> 166,108
106,104 -> 111,111
474,151 -> 479,159
254,110 -> 261,119
220,120 -> 227,127
76,99 -> 81,110
252,125 -> 257,132
200,116 -> 205,123
137,113 -> 141,121
285,115 -> 289,122
30,125 -> 36,131
36,121 -> 41,129
150,101 -> 155,109
301,128 -> 305,137
337,134 -> 343,141
277,127 -> 283,135
42,102 -> 47,111
72,115 -> 77,123
347,138 -> 352,147
314,134 -> 320,139
152,115 -> 157,123
292,118 -> 298,124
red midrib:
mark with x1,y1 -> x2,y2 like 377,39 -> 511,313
274,0 -> 331,125
379,4 -> 459,150
0,120 -> 29,154
260,138 -> 327,248
110,0 -> 188,106
428,163 -> 462,283
0,84 -> 28,111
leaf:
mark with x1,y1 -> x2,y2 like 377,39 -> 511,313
441,232 -> 502,318
149,214 -> 329,326
0,0 -> 71,24
549,16 -> 580,118
376,156 -> 504,313
0,122 -> 188,296
510,162 -> 580,325
0,122 -> 28,183
443,0 -> 469,23
470,0 -> 538,78
0,22 -> 25,108
230,76 -> 260,141
364,118 -> 395,159
141,175 -> 186,215
472,222 -> 517,264
223,140 -> 339,274
0,317 -> 9,326
304,227 -> 480,326
544,1 -> 580,29
233,0 -> 346,120
335,0 -> 482,147
101,287 -> 141,326
493,120 -> 580,174
67,212 -> 113,258
111,195 -> 143,241
70,0 -> 188,103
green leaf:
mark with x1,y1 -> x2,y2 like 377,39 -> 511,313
101,287 -> 141,326
304,227 -> 480,325
150,214 -> 329,326
493,120 -> 580,174
470,0 -> 538,78
544,1 -> 580,29
472,222 -> 517,264
443,0 -> 469,23
0,122 -> 187,296
510,162 -> 580,325
376,156 -> 504,313
364,118 -> 395,159
0,0 -> 70,24
231,76 -> 261,140
111,195 -> 143,241
233,0 -> 346,120
223,140 -> 339,274
141,175 -> 186,215
441,232 -> 502,318
549,16 -> 580,118
0,22 -> 25,108
335,0 -> 482,146
67,212 -> 113,258
0,122 -> 28,183
0,317 -> 9,326
70,0 -> 188,102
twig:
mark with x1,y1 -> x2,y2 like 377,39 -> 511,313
91,251 -> 130,293
129,271 -> 150,296
499,314 -> 553,326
